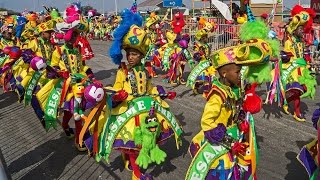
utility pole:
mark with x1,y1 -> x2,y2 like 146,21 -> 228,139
115,0 -> 118,15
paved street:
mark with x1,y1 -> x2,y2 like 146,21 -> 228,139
0,40 -> 318,180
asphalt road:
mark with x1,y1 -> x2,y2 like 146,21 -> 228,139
0,40 -> 318,180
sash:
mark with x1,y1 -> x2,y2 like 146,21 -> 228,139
0,55 -> 8,67
44,78 -> 64,131
186,60 -> 211,87
185,126 -> 239,180
281,58 -> 306,83
24,71 -> 42,106
97,96 -> 183,162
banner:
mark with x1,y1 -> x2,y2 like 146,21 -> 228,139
98,96 -> 183,162
311,0 -> 320,13
186,60 -> 211,87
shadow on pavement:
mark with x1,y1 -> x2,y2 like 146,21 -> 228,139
8,136 -> 78,180
262,103 -> 283,119
94,69 -> 117,81
0,92 -> 17,110
284,151 -> 308,180
150,136 -> 190,177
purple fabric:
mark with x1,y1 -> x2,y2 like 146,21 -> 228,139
286,82 -> 305,93
312,109 -> 320,129
297,146 -> 317,177
16,76 -> 22,82
156,85 -> 166,95
193,53 -> 201,62
21,49 -> 33,63
189,142 -> 199,158
47,71 -> 58,79
84,135 -> 93,151
140,173 -> 153,180
204,123 -> 227,144
196,76 -> 210,82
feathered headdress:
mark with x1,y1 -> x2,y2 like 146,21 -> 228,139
109,7 -> 149,65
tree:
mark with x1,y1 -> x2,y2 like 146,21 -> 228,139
81,6 -> 96,16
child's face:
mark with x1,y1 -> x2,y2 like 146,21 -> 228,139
3,30 -> 12,40
126,48 -> 143,67
220,63 -> 242,87
41,31 -> 52,41
294,26 -> 304,38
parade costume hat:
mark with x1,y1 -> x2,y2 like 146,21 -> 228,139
145,12 -> 160,28
109,7 -> 150,65
36,20 -> 56,34
165,30 -> 177,44
287,5 -> 315,34
195,17 -> 215,41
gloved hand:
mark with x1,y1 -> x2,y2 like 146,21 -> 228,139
166,91 -> 176,100
58,71 -> 70,79
231,142 -> 248,156
204,123 -> 227,144
238,120 -> 250,134
112,89 -> 128,102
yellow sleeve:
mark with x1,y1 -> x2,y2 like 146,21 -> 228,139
51,48 -> 61,67
201,93 -> 223,132
112,69 -> 125,90
284,39 -> 292,53
27,39 -> 38,52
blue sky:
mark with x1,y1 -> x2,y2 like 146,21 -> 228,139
0,0 -> 309,13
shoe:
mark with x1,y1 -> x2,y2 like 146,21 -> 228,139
293,113 -> 306,122
64,128 -> 74,139
170,81 -> 178,85
283,105 -> 290,115
75,141 -> 87,152
180,79 -> 186,85
122,154 -> 132,171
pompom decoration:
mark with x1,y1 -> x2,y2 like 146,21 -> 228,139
30,56 -> 47,71
9,46 -> 22,60
243,83 -> 262,114
84,84 -> 104,103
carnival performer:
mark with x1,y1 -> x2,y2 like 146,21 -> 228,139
33,3 -> 100,151
186,4 -> 280,179
187,17 -> 216,94
80,7 -> 182,180
0,18 -> 16,49
15,19 -> 56,102
162,33 -> 194,85
281,5 -> 316,122
144,11 -> 161,77
297,90 -> 320,179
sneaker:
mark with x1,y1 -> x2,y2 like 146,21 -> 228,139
64,128 -> 74,139
75,141 -> 87,152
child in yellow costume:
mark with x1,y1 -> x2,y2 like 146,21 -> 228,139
187,46 -> 254,179
281,5 -> 316,122
0,24 -> 15,49
186,5 -> 278,178
83,8 -> 181,180
16,20 -> 56,101
187,17 -> 216,94
34,29 -> 96,151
